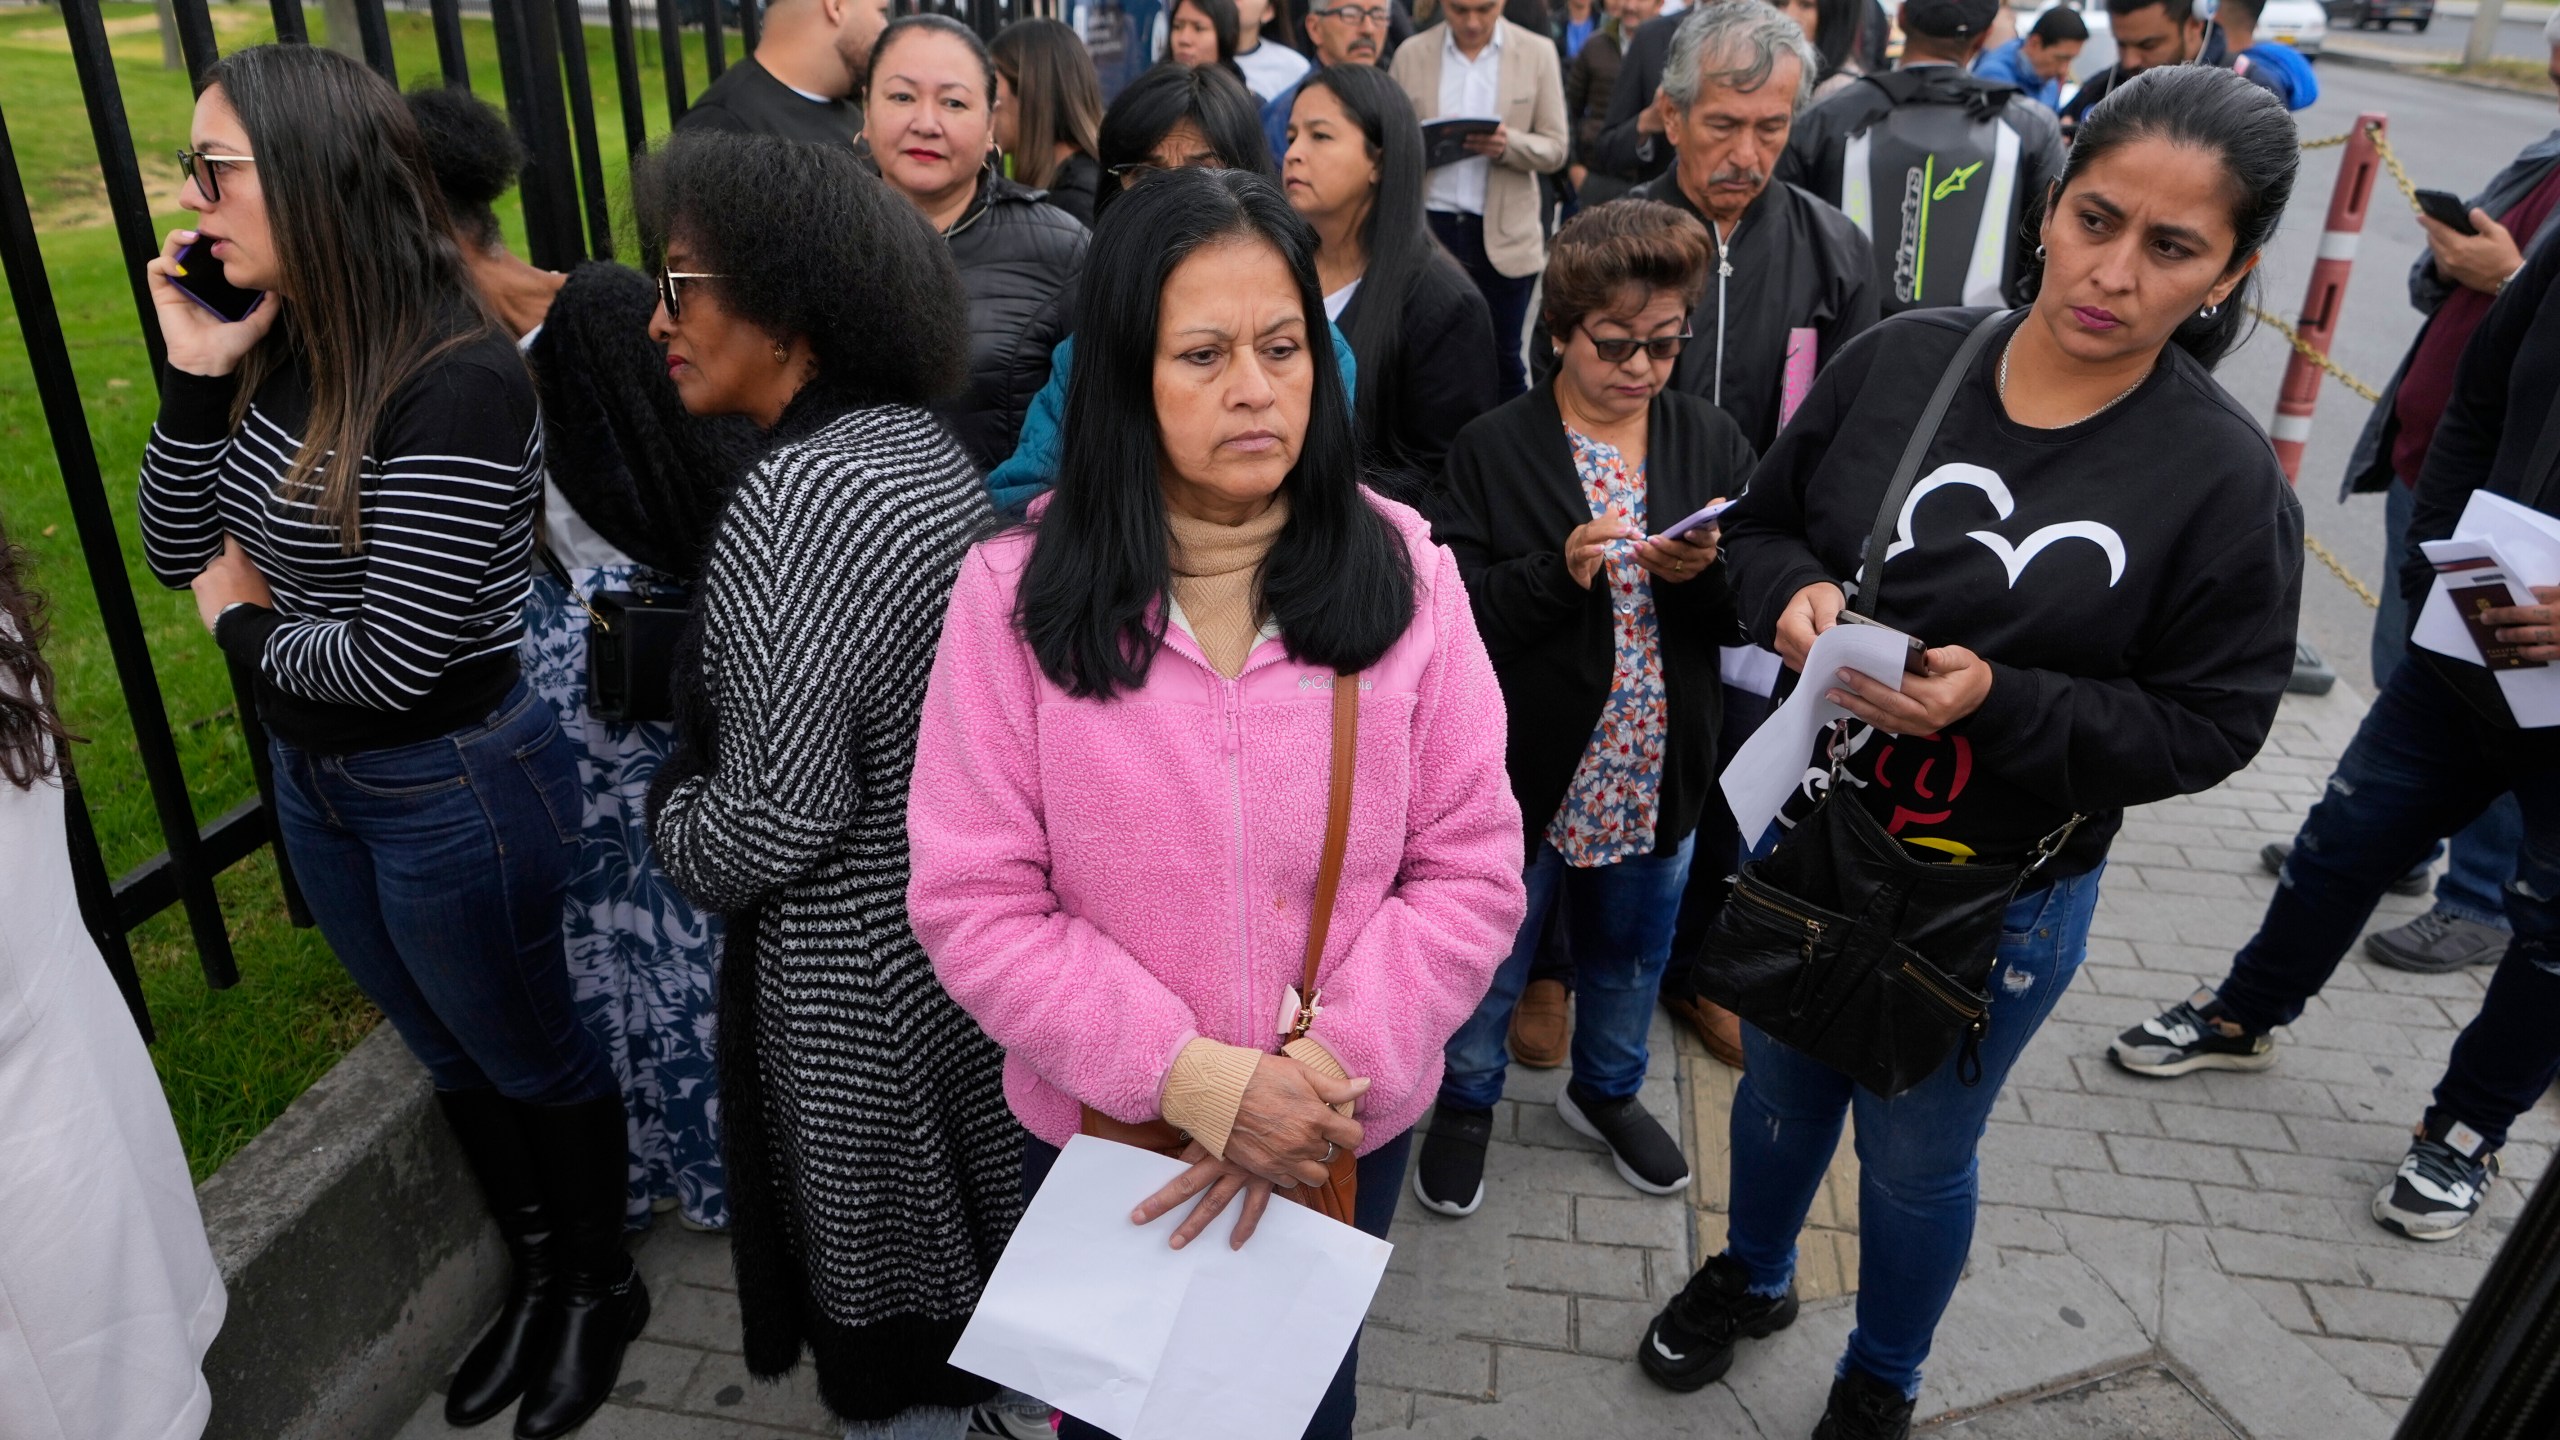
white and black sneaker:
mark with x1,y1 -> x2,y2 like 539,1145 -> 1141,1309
1413,1105 -> 1494,1217
964,1399 -> 1054,1439
2373,1113 -> 2501,1242
1558,1085 -> 1691,1195
2108,990 -> 2276,1077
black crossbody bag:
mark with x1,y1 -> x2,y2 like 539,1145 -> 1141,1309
535,545 -> 688,725
1695,310 -> 2081,1098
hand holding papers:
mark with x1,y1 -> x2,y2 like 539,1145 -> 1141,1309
951,1135 -> 1392,1440
1420,117 -> 1500,168
2412,489 -> 2560,727
1719,619 -> 1915,846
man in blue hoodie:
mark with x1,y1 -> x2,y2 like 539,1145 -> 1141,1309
1972,5 -> 2087,110
2216,0 -> 2319,110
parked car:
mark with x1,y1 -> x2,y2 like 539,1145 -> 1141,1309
2259,0 -> 2328,54
2321,0 -> 2432,31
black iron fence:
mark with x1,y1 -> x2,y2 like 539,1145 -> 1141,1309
0,0 -> 1030,1044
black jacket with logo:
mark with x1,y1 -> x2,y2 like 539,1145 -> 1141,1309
1777,65 -> 2067,314
1629,171 -> 1879,454
1722,309 -> 2303,873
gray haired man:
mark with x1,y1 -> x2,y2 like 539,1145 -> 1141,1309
1628,0 -> 1877,453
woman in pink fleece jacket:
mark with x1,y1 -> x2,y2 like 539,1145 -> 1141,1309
907,169 -> 1525,1440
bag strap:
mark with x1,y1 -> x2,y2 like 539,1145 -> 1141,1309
1851,309 -> 2014,618
1288,672 -> 1360,1043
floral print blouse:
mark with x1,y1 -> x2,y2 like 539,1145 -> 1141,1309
1544,429 -> 1667,867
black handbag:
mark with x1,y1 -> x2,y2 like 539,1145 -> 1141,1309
536,546 -> 688,725
1694,309 -> 2080,1098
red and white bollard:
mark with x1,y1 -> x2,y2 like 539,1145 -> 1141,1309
2270,113 -> 2387,484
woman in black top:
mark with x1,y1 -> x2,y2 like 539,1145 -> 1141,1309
637,131 -> 1029,1435
993,19 -> 1106,226
1282,64 -> 1497,499
1639,69 -> 2305,1438
137,45 -> 640,1439
1421,200 -> 1749,1217
866,14 -> 1089,471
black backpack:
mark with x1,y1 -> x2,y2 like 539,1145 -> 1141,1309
1835,72 -> 2030,314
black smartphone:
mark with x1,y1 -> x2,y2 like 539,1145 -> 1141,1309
1835,610 -> 1929,675
167,234 -> 266,323
2415,189 -> 2480,237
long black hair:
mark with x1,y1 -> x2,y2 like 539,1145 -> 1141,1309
0,523 -> 75,788
1094,62 -> 1274,217
1016,168 -> 1415,698
208,44 -> 495,548
1809,0 -> 1864,82
1294,65 -> 1442,462
2032,65 -> 2296,368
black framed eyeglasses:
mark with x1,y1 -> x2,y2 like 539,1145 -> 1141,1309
1581,326 -> 1694,364
176,147 -> 254,203
656,269 -> 726,320
1311,3 -> 1391,20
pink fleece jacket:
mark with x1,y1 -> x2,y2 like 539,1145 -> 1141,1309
907,496 -> 1528,1156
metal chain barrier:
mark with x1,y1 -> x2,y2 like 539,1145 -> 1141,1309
2248,304 -> 2385,403
2305,534 -> 2384,610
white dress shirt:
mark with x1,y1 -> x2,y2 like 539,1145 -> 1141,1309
1424,24 -> 1503,217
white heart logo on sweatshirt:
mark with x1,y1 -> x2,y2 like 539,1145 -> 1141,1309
1883,463 -> 2126,590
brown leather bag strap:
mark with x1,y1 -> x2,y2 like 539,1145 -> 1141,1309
1290,671 -> 1360,1039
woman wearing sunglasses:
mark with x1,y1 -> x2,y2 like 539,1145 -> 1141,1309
1417,199 -> 1751,1218
637,130 -> 1036,1439
137,45 -> 641,1439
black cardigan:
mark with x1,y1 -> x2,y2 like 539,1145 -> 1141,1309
1343,252 -> 1499,501
1427,383 -> 1754,862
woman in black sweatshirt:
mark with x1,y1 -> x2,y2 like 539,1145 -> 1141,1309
1421,200 -> 1751,1217
138,45 -> 640,1439
1638,69 -> 2306,1439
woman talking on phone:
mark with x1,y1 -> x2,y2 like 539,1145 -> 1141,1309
137,45 -> 640,1440
1637,69 -> 2305,1439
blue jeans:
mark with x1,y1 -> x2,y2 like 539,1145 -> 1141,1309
271,681 -> 616,1106
1440,836 -> 1696,1110
1723,865 -> 2108,1397
2377,476 -> 2521,928
2219,659 -> 2560,1149
1020,1128 -> 1414,1440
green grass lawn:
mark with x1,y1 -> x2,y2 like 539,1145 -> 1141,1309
1,0 -> 706,1177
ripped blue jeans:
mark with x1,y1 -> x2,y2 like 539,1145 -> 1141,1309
1721,864 -> 2106,1397
2219,657 -> 2560,1151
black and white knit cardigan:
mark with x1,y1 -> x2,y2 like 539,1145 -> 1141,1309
648,399 -> 1023,1422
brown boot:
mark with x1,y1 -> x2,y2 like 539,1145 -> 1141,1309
1666,993 -> 1746,1070
1508,978 -> 1571,1068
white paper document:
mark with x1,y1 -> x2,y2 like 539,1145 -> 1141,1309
1718,620 -> 1915,846
2411,489 -> 2560,728
949,1134 -> 1393,1440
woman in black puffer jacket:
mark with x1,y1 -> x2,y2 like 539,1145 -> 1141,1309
866,15 -> 1087,470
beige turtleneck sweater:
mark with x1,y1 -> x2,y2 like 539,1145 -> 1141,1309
1164,491 -> 1289,680
1154,491 -> 1354,1158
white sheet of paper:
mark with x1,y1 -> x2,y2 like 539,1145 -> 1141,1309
2410,490 -> 2560,727
1718,620 -> 1914,845
949,1135 -> 1392,1440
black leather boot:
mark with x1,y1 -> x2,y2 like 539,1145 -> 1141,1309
512,1094 -> 650,1440
435,1090 -> 559,1429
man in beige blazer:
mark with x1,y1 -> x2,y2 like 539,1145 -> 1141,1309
1391,0 -> 1568,395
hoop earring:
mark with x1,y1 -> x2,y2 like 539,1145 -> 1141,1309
2034,244 -> 2046,261
2198,302 -> 2221,320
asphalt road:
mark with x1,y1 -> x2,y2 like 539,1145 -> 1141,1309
2205,62 -> 2555,694
2338,11 -> 2553,61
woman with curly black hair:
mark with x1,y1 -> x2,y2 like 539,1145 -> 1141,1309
0,520 -> 227,1440
635,130 -> 1029,1438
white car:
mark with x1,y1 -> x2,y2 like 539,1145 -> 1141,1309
2258,0 -> 2329,55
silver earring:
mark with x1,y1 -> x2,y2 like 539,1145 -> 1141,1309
2198,302 -> 2221,320
2034,244 -> 2046,260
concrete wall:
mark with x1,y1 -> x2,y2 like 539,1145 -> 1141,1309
193,1024 -> 503,1440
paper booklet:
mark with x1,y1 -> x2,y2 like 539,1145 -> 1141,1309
950,1135 -> 1393,1440
1420,116 -> 1500,168
2411,489 -> 2560,728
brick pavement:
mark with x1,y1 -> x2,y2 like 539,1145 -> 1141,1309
395,684 -> 2554,1440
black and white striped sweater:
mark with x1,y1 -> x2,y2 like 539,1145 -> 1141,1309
138,339 -> 543,751
647,400 -> 1024,1423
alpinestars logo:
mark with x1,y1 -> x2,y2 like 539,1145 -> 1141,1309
1892,156 -> 1986,306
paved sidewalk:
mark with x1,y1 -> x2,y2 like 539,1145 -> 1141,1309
397,683 -> 2552,1440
